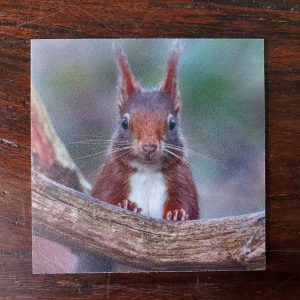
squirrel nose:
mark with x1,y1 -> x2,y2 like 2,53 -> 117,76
143,144 -> 157,155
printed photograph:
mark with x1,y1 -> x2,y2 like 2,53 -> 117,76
31,39 -> 265,273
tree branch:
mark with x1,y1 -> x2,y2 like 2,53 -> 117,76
31,87 -> 90,193
32,172 -> 265,271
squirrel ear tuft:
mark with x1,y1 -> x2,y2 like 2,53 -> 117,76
114,44 -> 140,115
160,41 -> 181,114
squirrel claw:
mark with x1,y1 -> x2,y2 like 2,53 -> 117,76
118,199 -> 142,214
166,208 -> 188,221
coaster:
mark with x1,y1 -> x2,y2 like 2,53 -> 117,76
31,39 -> 265,273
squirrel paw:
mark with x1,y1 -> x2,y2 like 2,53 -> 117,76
166,208 -> 189,221
118,199 -> 142,213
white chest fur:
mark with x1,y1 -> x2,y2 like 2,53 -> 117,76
128,161 -> 167,219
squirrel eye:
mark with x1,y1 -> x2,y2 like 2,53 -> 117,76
168,115 -> 176,130
121,115 -> 129,130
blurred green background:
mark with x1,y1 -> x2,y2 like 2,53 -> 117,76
31,39 -> 265,218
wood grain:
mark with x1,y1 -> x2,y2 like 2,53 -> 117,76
32,172 -> 265,271
0,0 -> 299,298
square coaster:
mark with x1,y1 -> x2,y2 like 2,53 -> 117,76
31,39 -> 265,273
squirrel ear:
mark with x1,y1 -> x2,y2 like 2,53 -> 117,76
114,45 -> 140,115
160,41 -> 181,114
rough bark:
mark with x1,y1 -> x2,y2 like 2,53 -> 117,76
32,172 -> 265,271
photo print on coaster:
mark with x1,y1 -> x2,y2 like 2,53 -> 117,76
31,39 -> 265,273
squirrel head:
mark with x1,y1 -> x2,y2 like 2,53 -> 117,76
112,42 -> 185,165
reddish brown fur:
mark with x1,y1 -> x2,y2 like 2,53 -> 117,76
91,154 -> 133,206
160,42 -> 180,115
115,46 -> 140,115
163,159 -> 199,220
92,44 -> 199,220
129,111 -> 167,146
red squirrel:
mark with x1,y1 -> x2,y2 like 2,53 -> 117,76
91,43 -> 199,221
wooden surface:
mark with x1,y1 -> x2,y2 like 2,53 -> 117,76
0,0 -> 299,298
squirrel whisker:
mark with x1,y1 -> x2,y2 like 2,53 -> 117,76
106,149 -> 132,163
166,143 -> 226,170
74,146 -> 132,160
68,139 -> 129,145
